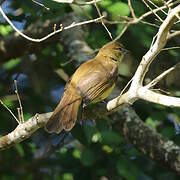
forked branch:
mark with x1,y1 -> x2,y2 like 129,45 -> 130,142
107,4 -> 180,110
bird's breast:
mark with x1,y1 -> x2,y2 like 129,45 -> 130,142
91,83 -> 115,104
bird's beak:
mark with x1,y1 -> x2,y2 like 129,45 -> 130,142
123,49 -> 130,54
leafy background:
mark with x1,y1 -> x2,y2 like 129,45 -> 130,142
0,0 -> 180,179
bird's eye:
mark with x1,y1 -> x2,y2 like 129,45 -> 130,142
110,57 -> 117,61
115,46 -> 122,51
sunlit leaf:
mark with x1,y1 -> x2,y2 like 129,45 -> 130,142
62,173 -> 74,180
3,59 -> 21,70
0,25 -> 12,36
107,2 -> 130,19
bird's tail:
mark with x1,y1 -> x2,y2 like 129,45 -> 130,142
45,87 -> 82,134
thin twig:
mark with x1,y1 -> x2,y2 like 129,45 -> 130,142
113,0 -> 179,40
17,108 -> 22,123
51,0 -> 73,3
146,62 -> 180,89
128,0 -> 136,19
142,0 -> 163,22
137,0 -> 180,22
52,0 -> 102,5
32,0 -> 50,10
74,0 -> 101,5
162,46 -> 180,51
107,4 -> 180,110
147,0 -> 167,15
105,19 -> 160,28
0,5 -> 105,42
14,80 -> 24,123
114,24 -> 129,41
168,30 -> 180,40
94,0 -> 113,40
0,99 -> 20,124
118,77 -> 134,98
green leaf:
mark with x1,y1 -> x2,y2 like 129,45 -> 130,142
102,145 -> 113,153
62,173 -> 74,180
101,131 -> 123,145
81,149 -> 95,166
107,2 -> 130,19
3,58 -> 21,70
72,149 -> 81,159
145,117 -> 161,129
100,0 -> 112,7
116,24 -> 124,35
0,25 -> 12,36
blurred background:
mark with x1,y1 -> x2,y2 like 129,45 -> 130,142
0,0 -> 180,179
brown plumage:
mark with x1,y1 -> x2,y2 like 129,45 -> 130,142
45,41 -> 128,134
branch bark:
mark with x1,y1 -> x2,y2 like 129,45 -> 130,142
1,105 -> 180,174
112,106 -> 180,175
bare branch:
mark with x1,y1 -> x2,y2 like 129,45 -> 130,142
0,1 -> 179,63
93,0 -> 112,39
128,0 -> 136,19
147,0 -> 168,15
138,88 -> 180,107
146,62 -> 180,88
114,24 -> 129,41
136,0 -> 180,23
107,4 -> 180,111
113,0 -> 180,41
1,105 -> 180,174
14,80 -> 24,123
168,30 -> 180,40
51,0 -> 73,3
162,46 -> 180,51
142,0 -> 163,22
52,0 -> 101,5
0,13 -> 92,63
0,113 -> 51,150
0,99 -> 20,124
32,0 -> 50,10
0,5 -> 105,42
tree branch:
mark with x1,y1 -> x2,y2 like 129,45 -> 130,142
112,106 -> 180,175
0,1 -> 179,64
0,5 -> 180,175
0,113 -> 51,150
107,4 -> 180,111
0,12 -> 93,64
0,5 -> 104,43
1,105 -> 180,174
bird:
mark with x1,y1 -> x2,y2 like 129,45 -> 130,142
45,41 -> 128,134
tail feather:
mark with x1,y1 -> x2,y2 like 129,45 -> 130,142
63,99 -> 81,131
45,88 -> 82,134
45,111 -> 63,133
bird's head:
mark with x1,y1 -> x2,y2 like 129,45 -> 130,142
97,41 -> 129,64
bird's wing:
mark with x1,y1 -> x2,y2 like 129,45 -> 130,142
76,70 -> 117,103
